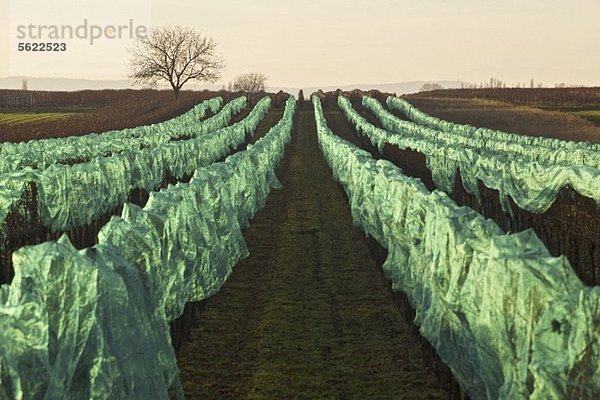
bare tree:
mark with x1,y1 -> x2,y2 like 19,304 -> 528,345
233,72 -> 268,93
128,26 -> 225,99
419,82 -> 444,92
485,77 -> 505,89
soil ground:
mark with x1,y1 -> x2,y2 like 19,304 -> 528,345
177,107 -> 448,399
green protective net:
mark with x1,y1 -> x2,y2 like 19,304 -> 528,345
0,169 -> 39,225
341,96 -> 600,214
187,96 -> 245,138
0,96 -> 270,234
368,97 -> 597,168
314,95 -> 599,399
386,96 -> 600,155
0,96 -> 249,175
0,169 -> 39,267
0,96 -> 296,400
1,236 -> 183,399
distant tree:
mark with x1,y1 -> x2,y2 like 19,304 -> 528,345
227,81 -> 233,91
298,89 -> 305,108
21,78 -> 28,91
128,25 -> 226,99
419,82 -> 444,92
487,77 -> 505,89
530,78 -> 535,89
233,72 -> 268,93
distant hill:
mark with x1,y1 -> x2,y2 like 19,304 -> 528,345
0,76 -> 466,96
0,76 -> 224,91
0,76 -> 136,91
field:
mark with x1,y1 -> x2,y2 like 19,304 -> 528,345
412,87 -> 600,105
0,88 -> 598,399
405,96 -> 600,143
0,108 -> 86,126
0,89 -> 237,142
571,109 -> 600,126
407,87 -> 600,142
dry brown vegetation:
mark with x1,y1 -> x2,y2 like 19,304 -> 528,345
413,87 -> 600,106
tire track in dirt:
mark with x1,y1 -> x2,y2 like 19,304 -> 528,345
177,107 -> 448,399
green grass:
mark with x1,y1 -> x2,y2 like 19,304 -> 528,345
0,108 -> 90,126
177,110 -> 448,399
535,105 -> 600,126
571,110 -> 600,126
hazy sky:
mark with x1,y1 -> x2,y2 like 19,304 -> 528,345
1,0 -> 599,87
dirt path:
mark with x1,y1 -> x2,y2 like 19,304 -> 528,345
177,107 -> 447,399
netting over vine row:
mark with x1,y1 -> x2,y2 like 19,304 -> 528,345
315,95 -> 599,399
0,96 -> 248,174
343,96 -> 600,215
0,97 -> 296,400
